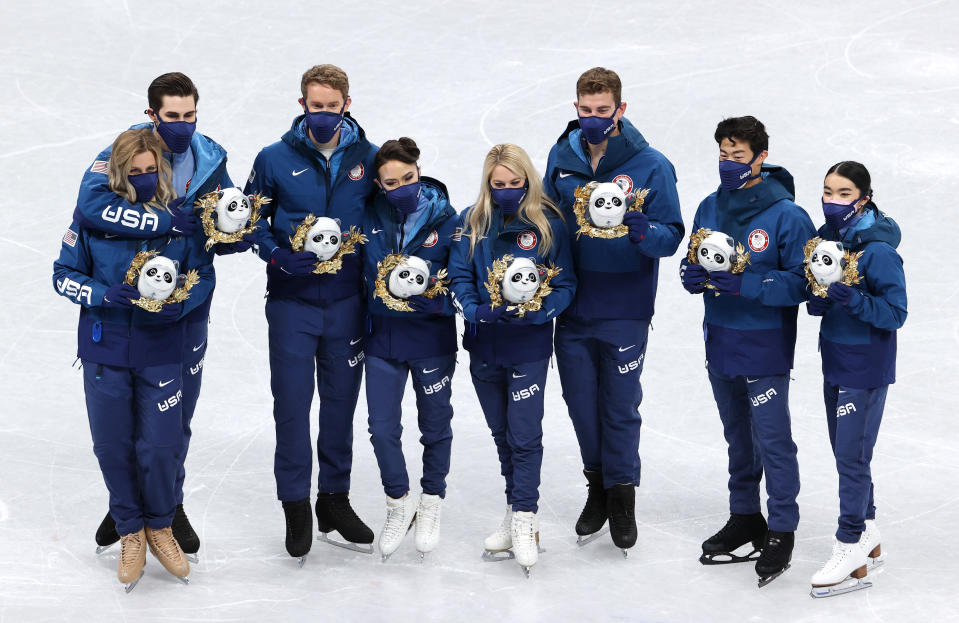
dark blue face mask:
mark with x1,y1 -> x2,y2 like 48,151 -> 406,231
385,181 -> 422,215
718,152 -> 761,191
823,195 -> 867,233
128,172 -> 158,203
490,185 -> 528,215
304,105 -> 345,144
155,120 -> 196,154
579,112 -> 617,145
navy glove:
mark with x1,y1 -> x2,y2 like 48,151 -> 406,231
827,282 -> 859,307
215,234 -> 255,256
155,302 -> 183,323
806,295 -> 832,316
270,247 -> 317,277
623,211 -> 649,244
680,262 -> 708,294
409,294 -> 444,314
709,271 -> 744,296
102,283 -> 140,309
475,303 -> 507,324
504,309 -> 537,324
170,202 -> 198,237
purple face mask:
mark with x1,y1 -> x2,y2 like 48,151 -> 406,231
491,185 -> 528,215
823,195 -> 866,233
579,112 -> 617,145
718,152 -> 761,191
155,120 -> 195,154
385,181 -> 422,215
128,172 -> 158,203
305,105 -> 345,144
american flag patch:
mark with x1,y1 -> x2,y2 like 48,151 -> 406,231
62,228 -> 78,247
90,160 -> 109,174
452,227 -> 463,242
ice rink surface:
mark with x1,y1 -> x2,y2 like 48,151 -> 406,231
2,0 -> 958,621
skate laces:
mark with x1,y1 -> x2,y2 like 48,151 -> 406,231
150,527 -> 182,559
383,501 -> 412,539
120,532 -> 142,565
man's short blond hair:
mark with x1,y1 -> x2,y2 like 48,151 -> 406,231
301,64 -> 349,100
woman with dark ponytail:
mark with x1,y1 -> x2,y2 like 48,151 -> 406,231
361,137 -> 459,562
806,161 -> 907,598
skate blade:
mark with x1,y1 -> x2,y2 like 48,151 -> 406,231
96,543 -> 117,556
620,548 -> 630,559
867,552 -> 886,572
176,575 -> 190,586
296,555 -> 308,568
699,547 -> 761,566
576,527 -> 609,547
811,577 -> 872,598
186,553 -> 199,564
757,563 -> 791,588
122,570 -> 144,594
522,566 -> 532,579
482,549 -> 514,562
317,532 -> 374,554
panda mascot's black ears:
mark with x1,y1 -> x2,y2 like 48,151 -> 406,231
217,190 -> 225,200
424,259 -> 433,271
334,218 -> 342,228
840,257 -> 848,270
725,236 -> 738,261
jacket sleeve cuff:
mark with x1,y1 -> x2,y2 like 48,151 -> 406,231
740,272 -> 763,299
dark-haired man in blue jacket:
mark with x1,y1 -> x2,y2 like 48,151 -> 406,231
681,115 -> 815,587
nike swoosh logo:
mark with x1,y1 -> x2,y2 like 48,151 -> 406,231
746,378 -> 758,384
559,172 -> 574,178
292,168 -> 308,176
423,368 -> 439,374
105,234 -> 119,239
547,309 -> 556,318
618,345 -> 635,352
838,390 -> 847,395
512,372 -> 527,378
158,379 -> 174,387
371,228 -> 383,234
350,337 -> 362,345
192,341 -> 205,352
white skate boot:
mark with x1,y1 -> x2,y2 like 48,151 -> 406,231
378,493 -> 417,562
414,493 -> 442,560
861,519 -> 885,571
511,511 -> 540,579
482,506 -> 513,562
810,538 -> 871,598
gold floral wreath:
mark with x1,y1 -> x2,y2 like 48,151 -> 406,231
373,253 -> 450,312
484,253 -> 563,317
686,227 -> 751,296
572,181 -> 651,240
123,250 -> 199,312
194,190 -> 269,251
803,236 -> 864,298
289,215 -> 368,275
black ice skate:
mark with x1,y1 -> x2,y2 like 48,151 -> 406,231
756,530 -> 794,587
282,498 -> 313,566
606,484 -> 637,558
699,513 -> 767,565
315,493 -> 374,554
173,503 -> 200,563
95,510 -> 120,555
575,470 -> 609,547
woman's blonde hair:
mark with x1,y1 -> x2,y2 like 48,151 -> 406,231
108,129 -> 175,212
464,143 -> 562,258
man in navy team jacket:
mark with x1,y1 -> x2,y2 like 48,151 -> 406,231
244,64 -> 379,560
543,67 -> 684,553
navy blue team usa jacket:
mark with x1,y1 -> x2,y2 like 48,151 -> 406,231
543,118 -> 684,320
70,123 -> 231,339
447,210 -> 577,365
814,206 -> 907,388
361,177 -> 459,361
53,224 -> 214,368
689,166 -> 817,377
245,113 -> 378,304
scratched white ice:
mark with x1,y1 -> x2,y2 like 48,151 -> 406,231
1,1 -> 957,621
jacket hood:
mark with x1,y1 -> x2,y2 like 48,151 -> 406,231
717,165 -> 796,231
818,203 -> 901,250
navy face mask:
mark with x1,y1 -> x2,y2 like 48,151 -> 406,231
385,181 -> 422,215
305,105 -> 345,144
155,120 -> 195,154
491,185 -> 528,215
129,172 -> 158,203
823,195 -> 866,233
718,152 -> 761,191
579,112 -> 617,145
